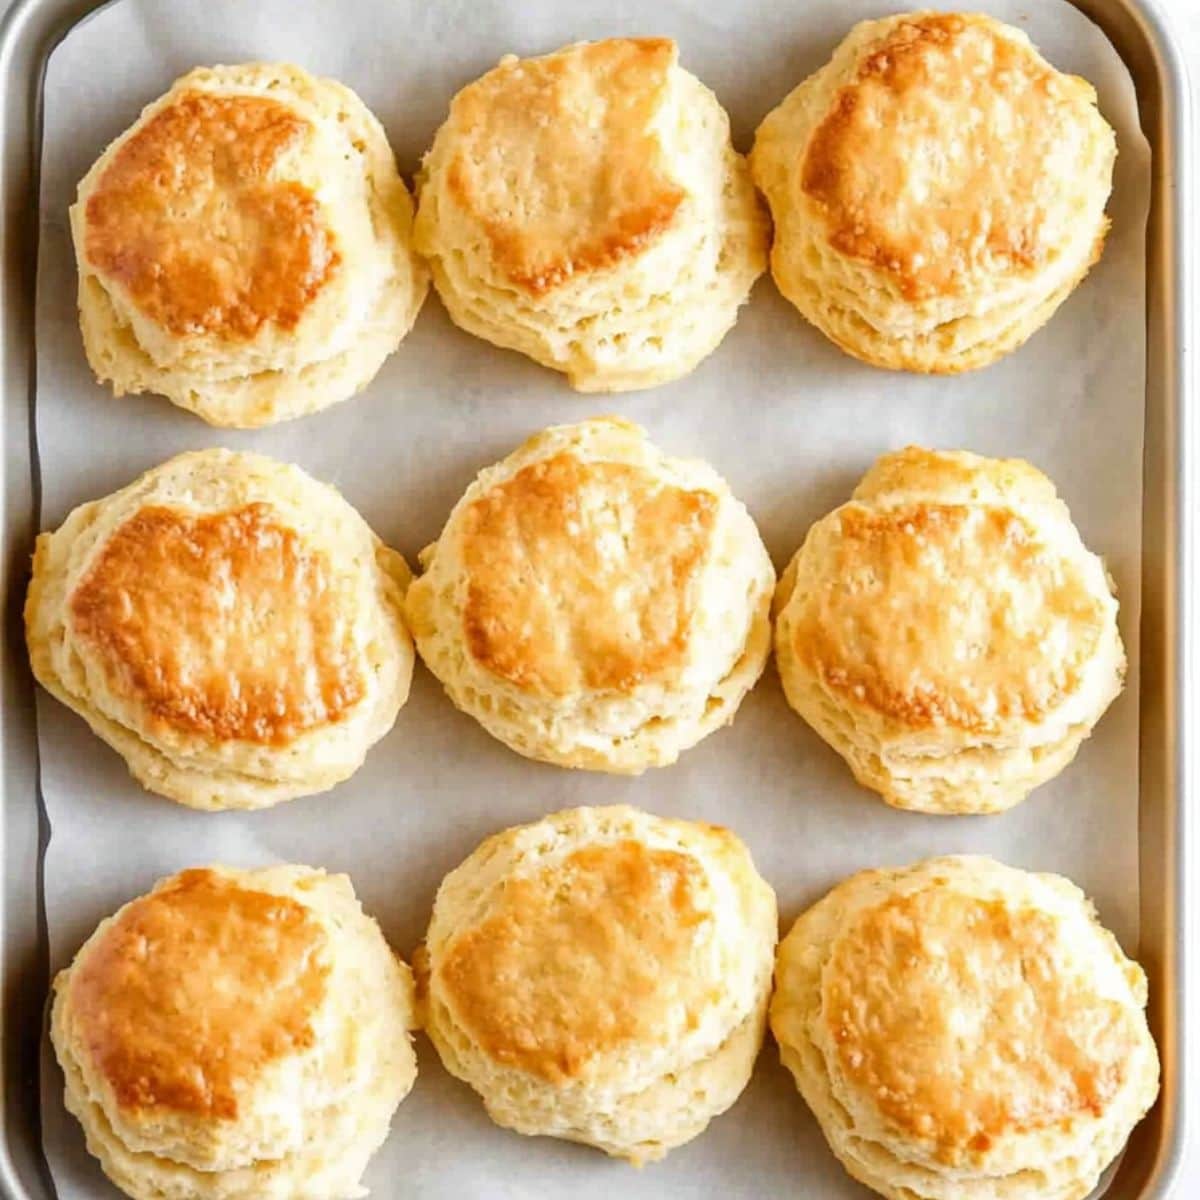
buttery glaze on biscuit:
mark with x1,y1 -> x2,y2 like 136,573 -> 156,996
70,869 -> 327,1118
72,63 -> 427,427
51,864 -> 417,1200
419,806 -> 777,1163
25,449 -> 414,811
801,14 -> 1060,301
439,841 -> 710,1081
825,889 -> 1131,1158
771,857 -> 1160,1200
70,504 -> 363,745
415,39 -> 767,392
790,503 -> 1108,734
461,454 -> 718,696
84,92 -> 340,339
407,419 -> 775,773
751,12 -> 1116,372
445,38 -> 685,294
773,447 -> 1125,814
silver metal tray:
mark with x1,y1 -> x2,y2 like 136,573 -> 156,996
0,0 -> 1191,1196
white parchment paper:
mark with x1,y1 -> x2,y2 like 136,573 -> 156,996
33,1 -> 1150,1196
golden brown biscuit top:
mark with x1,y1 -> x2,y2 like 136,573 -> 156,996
791,502 -> 1107,732
824,885 -> 1137,1160
69,869 -> 328,1118
70,503 -> 365,744
444,38 -> 686,294
459,452 -> 717,696
801,14 -> 1098,301
83,90 -> 340,337
852,445 -> 1060,510
438,840 -> 713,1082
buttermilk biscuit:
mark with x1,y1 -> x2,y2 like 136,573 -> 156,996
771,857 -> 1160,1200
72,63 -> 427,427
773,447 -> 1125,814
416,805 -> 777,1163
25,449 -> 413,810
750,13 -> 1116,372
413,38 -> 768,392
51,865 -> 416,1200
406,418 -> 775,772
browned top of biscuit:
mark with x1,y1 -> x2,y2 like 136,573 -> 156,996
83,90 -> 340,337
801,13 -> 1102,300
459,452 -> 717,696
851,445 -> 1062,509
824,883 -> 1137,1161
68,869 -> 328,1118
437,840 -> 712,1081
443,38 -> 686,294
70,503 -> 364,744
790,500 -> 1107,733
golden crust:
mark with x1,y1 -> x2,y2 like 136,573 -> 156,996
406,419 -> 775,773
750,13 -> 1116,372
827,888 -> 1132,1157
789,502 -> 1107,734
853,443 -> 1063,507
73,63 -> 427,427
419,806 -> 777,1162
51,864 -> 418,1200
83,91 -> 339,339
773,447 -> 1125,814
69,503 -> 364,746
801,14 -> 1076,301
415,41 -> 767,392
68,869 -> 327,1120
438,841 -> 710,1082
25,449 -> 414,811
771,857 -> 1160,1200
445,38 -> 685,294
460,453 -> 718,697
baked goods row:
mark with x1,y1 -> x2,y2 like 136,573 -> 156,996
70,12 -> 1117,427
51,805 -> 1160,1200
25,418 -> 1125,817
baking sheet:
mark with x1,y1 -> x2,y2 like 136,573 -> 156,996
31,0 -> 1151,1196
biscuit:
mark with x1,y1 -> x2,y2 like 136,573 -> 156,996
51,864 -> 417,1200
72,63 -> 427,427
416,805 -> 777,1163
773,447 -> 1125,813
414,38 -> 767,392
406,418 -> 776,772
25,449 -> 413,810
750,13 -> 1116,372
771,856 -> 1160,1200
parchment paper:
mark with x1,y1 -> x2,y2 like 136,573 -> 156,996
32,1 -> 1150,1196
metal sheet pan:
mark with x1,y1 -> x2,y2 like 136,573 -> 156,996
0,0 -> 1190,1196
